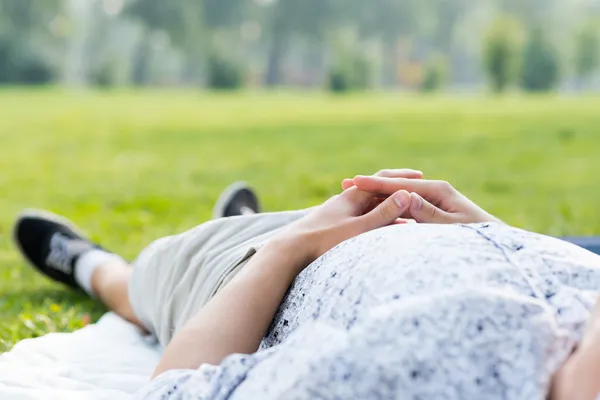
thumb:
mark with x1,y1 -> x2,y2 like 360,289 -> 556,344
359,190 -> 411,231
409,193 -> 453,224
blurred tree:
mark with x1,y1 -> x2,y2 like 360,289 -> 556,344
0,38 -> 55,84
426,0 -> 474,85
126,0 -> 191,43
420,53 -> 448,92
428,0 -> 469,53
355,0 -> 427,87
130,28 -> 153,85
327,46 -> 372,93
206,49 -> 244,89
521,27 -> 560,92
126,0 -> 203,83
0,0 -> 62,37
263,0 -> 343,86
574,18 -> 600,88
356,0 -> 424,41
0,0 -> 62,84
482,16 -> 524,93
127,0 -> 246,84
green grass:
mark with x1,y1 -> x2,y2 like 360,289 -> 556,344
1,89 -> 600,351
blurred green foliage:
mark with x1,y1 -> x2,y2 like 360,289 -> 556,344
521,28 -> 561,92
0,0 -> 59,84
420,54 -> 449,93
1,0 -> 598,90
575,18 -> 600,85
327,50 -> 372,93
0,37 -> 54,84
206,50 -> 245,90
483,16 -> 524,93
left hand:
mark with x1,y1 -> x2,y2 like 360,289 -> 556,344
278,186 -> 412,268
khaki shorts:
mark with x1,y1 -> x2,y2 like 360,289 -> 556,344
128,210 -> 307,346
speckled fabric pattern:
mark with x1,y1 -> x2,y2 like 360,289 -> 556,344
136,223 -> 600,400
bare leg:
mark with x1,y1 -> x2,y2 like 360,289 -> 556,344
90,260 -> 146,330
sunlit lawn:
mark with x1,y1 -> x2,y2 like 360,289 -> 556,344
1,88 -> 600,351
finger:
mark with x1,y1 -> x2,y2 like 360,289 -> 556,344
341,186 -> 377,214
362,194 -> 400,213
343,170 -> 423,191
341,179 -> 354,191
368,198 -> 413,219
359,190 -> 411,231
409,193 -> 453,224
363,197 -> 381,214
353,176 -> 450,204
376,169 -> 424,179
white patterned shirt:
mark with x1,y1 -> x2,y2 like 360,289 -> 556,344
137,223 -> 600,400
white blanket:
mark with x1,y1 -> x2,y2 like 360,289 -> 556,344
0,313 -> 161,400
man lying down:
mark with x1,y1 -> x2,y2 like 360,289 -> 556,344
12,169 -> 600,400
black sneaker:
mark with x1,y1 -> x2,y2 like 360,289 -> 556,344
212,182 -> 261,219
13,210 -> 102,290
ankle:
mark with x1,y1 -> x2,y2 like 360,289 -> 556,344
75,250 -> 126,297
89,260 -> 129,297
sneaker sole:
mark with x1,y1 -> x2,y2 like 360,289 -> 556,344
212,182 -> 259,219
12,209 -> 89,261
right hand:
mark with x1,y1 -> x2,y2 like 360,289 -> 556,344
277,185 -> 413,268
345,175 -> 499,225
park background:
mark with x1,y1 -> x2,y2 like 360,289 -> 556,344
1,0 -> 600,351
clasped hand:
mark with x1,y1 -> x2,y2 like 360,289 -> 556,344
342,169 -> 499,225
279,168 -> 499,269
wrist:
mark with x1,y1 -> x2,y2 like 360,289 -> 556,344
262,230 -> 315,275
484,213 -> 502,224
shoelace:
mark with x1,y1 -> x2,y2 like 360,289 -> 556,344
46,233 -> 74,274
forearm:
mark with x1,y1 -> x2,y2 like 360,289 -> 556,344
551,298 -> 600,399
152,235 -> 308,378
